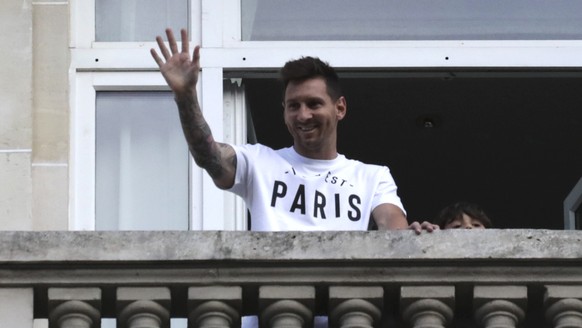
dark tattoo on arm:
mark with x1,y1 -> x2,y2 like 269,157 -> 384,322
175,94 -> 230,180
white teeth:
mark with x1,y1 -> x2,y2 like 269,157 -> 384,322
299,126 -> 315,131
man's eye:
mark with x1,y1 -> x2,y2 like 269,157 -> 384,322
308,101 -> 322,109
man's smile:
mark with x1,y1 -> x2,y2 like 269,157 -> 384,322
297,125 -> 316,132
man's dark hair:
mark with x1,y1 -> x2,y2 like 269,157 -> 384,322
434,201 -> 493,229
280,56 -> 342,101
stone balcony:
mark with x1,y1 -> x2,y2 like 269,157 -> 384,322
1,229 -> 582,328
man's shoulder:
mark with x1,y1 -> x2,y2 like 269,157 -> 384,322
336,155 -> 392,178
234,143 -> 292,160
234,143 -> 279,153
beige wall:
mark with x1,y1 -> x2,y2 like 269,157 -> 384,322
0,288 -> 34,327
0,0 -> 70,230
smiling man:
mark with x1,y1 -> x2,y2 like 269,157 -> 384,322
151,28 -> 436,233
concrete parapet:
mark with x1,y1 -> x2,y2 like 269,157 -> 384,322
0,230 -> 581,327
1,229 -> 582,263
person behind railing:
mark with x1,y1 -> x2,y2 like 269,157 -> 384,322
150,28 -> 438,234
434,201 -> 493,229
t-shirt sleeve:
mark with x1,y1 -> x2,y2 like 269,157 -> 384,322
228,144 -> 259,198
227,144 -> 249,198
373,166 -> 406,216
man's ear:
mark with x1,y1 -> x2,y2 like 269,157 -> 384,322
336,96 -> 347,120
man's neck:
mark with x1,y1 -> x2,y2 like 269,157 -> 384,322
292,145 -> 338,160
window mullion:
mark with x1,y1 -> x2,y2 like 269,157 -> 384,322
201,0 -> 224,47
199,67 -> 229,230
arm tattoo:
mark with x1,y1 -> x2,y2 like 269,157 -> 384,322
175,94 -> 229,180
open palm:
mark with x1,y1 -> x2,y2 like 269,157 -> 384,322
150,28 -> 200,95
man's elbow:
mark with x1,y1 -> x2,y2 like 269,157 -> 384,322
375,214 -> 408,230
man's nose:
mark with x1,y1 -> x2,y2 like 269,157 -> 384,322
297,105 -> 312,121
464,224 -> 473,229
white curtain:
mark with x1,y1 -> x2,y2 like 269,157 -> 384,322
96,92 -> 189,230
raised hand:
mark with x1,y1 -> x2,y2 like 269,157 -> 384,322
150,28 -> 200,96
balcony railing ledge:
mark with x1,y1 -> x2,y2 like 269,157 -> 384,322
1,229 -> 581,263
1,230 -> 582,326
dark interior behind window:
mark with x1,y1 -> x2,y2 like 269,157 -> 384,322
244,73 -> 582,229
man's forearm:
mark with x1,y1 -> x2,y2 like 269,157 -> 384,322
175,92 -> 224,180
372,204 -> 409,230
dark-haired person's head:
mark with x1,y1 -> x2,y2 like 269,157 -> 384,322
434,201 -> 493,229
280,56 -> 342,101
279,56 -> 347,160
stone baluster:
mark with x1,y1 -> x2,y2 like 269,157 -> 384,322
48,287 -> 101,328
188,286 -> 241,328
473,286 -> 526,328
329,286 -> 383,328
117,287 -> 171,328
259,286 -> 314,328
401,286 -> 454,328
544,285 -> 582,328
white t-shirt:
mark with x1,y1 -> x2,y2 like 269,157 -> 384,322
229,144 -> 405,231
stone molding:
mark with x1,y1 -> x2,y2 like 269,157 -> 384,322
1,230 -> 582,263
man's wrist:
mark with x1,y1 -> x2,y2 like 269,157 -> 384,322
174,90 -> 196,102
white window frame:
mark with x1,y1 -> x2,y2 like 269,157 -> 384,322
70,72 -> 202,231
69,71 -> 246,231
69,0 -> 249,231
564,177 -> 582,230
69,0 -> 582,231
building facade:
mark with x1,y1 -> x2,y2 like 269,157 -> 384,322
3,0 -> 582,232
2,1 -> 582,326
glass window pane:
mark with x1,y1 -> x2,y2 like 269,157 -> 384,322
96,92 -> 189,230
96,0 -> 188,42
242,0 -> 582,41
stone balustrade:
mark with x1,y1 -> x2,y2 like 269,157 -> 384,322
1,230 -> 582,327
